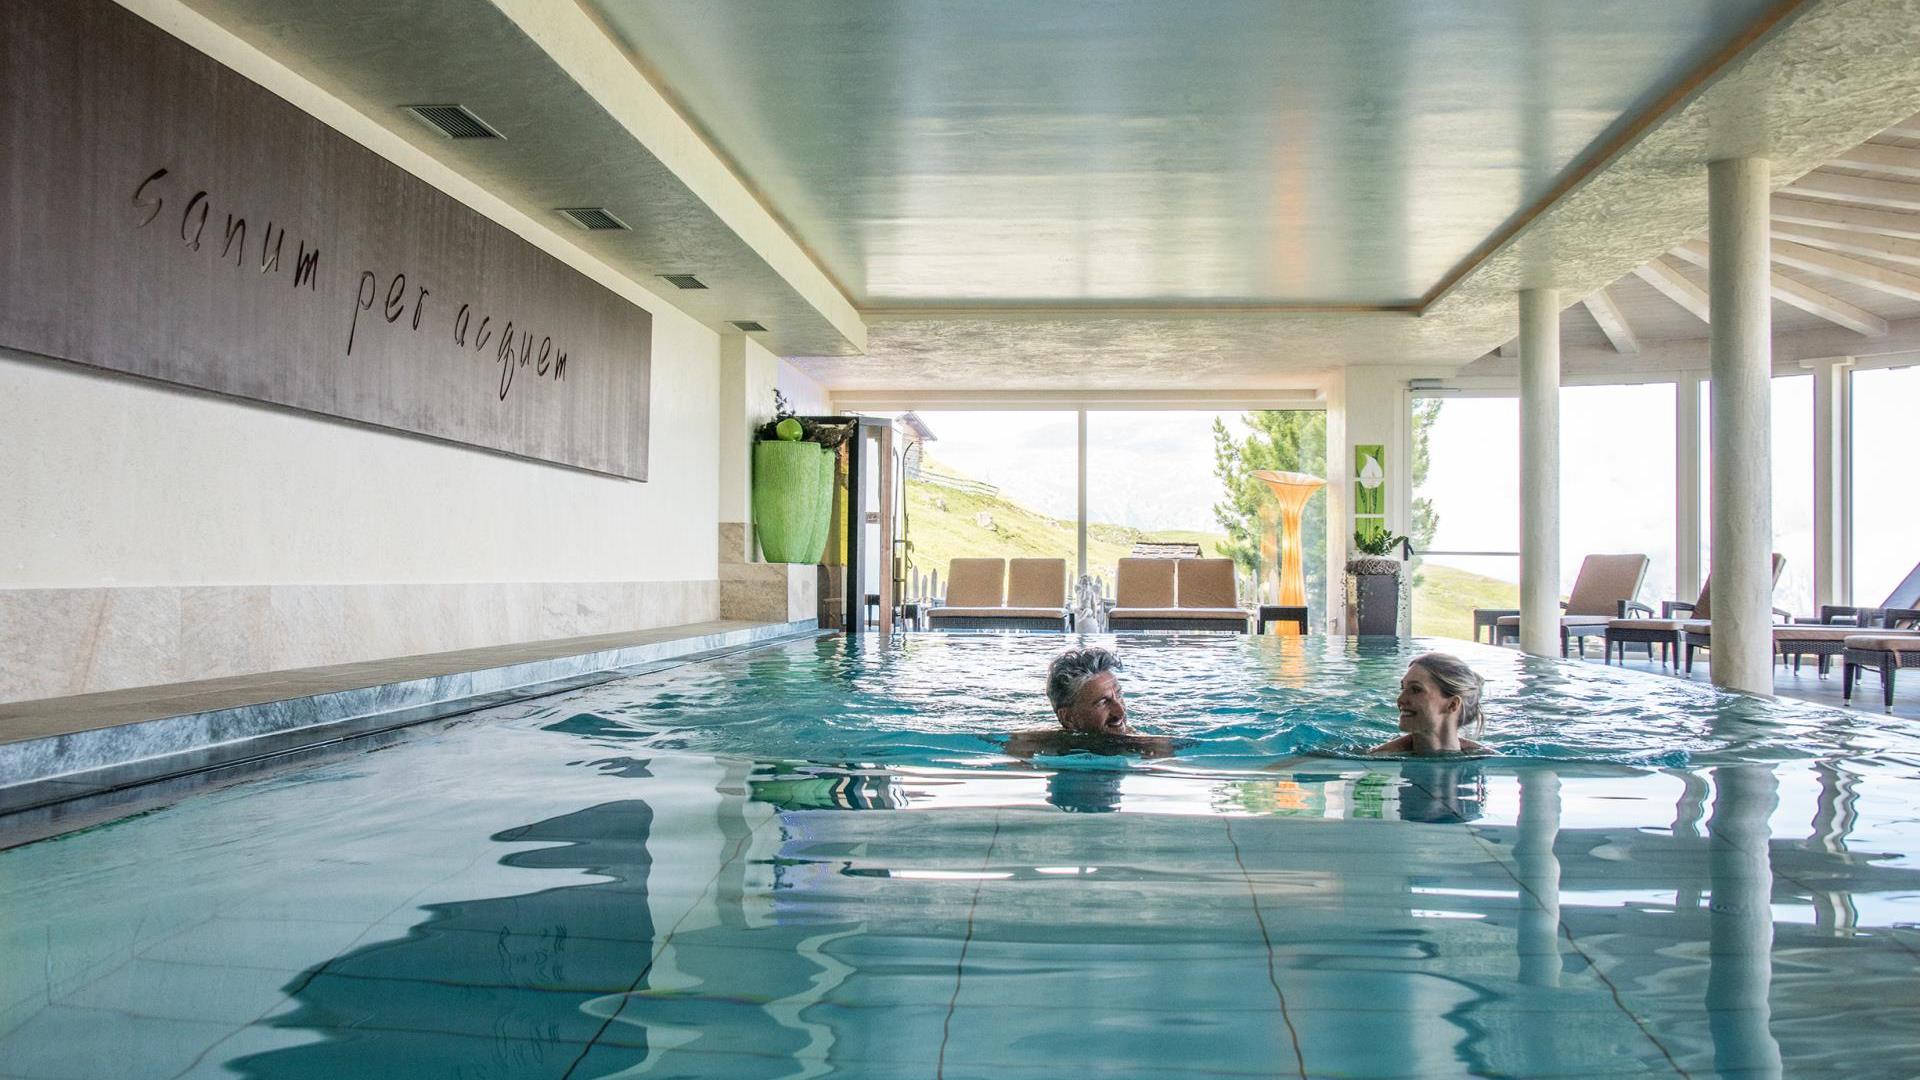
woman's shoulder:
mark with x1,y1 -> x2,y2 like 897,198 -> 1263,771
1366,734 -> 1412,755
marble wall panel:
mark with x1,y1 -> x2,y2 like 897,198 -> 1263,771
0,581 -> 720,705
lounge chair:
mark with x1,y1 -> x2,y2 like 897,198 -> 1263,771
925,557 -> 1073,630
926,558 -> 1007,629
1495,554 -> 1649,657
1778,559 -> 1920,675
1108,557 -> 1250,632
1605,554 -> 1785,670
1844,609 -> 1920,709
1677,554 -> 1792,673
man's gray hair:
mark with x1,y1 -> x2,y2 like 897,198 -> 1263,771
1047,646 -> 1123,710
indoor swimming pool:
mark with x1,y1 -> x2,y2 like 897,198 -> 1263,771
2,633 -> 1917,1079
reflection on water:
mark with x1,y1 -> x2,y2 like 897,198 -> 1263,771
3,635 -> 1920,1078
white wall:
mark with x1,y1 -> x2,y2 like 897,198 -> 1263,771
0,340 -> 718,588
0,0 -> 752,702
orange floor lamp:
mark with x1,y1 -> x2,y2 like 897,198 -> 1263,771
1253,470 -> 1326,633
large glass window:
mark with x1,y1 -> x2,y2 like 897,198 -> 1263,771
1086,410 -> 1327,619
899,412 -> 1078,605
1561,383 -> 1676,605
1698,375 -> 1816,615
1852,365 -> 1920,605
1412,396 -> 1519,639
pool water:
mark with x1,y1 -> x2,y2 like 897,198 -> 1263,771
3,634 -> 1918,1079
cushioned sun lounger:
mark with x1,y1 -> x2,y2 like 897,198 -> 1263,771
1844,609 -> 1920,709
1497,553 -> 1649,656
926,557 -> 1072,630
1109,557 -> 1249,632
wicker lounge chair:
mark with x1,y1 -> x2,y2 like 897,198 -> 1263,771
1605,555 -> 1784,669
1109,557 -> 1250,632
1676,554 -> 1792,673
1843,609 -> 1920,709
1777,559 -> 1920,673
1495,554 -> 1649,657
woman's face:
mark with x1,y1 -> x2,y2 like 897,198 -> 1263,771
1396,664 -> 1459,735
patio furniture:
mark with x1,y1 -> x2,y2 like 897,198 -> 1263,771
1109,557 -> 1250,632
1843,609 -> 1920,709
1257,605 -> 1310,635
1495,553 -> 1650,656
924,556 -> 1073,630
1473,607 -> 1519,645
1676,554 -> 1791,673
1806,558 -> 1920,629
925,557 -> 1008,629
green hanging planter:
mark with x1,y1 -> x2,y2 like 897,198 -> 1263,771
753,440 -> 832,563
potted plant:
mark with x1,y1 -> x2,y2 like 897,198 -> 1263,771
1346,526 -> 1411,637
751,392 -> 851,564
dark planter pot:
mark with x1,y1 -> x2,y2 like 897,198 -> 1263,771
753,441 -> 832,564
1344,558 -> 1411,637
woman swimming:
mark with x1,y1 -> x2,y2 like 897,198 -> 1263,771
1368,652 -> 1490,756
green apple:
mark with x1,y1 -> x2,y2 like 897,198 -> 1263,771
775,417 -> 804,441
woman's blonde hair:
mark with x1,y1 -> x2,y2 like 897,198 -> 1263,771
1408,652 -> 1485,735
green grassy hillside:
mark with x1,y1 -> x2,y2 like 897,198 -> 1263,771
903,478 -> 1227,587
1410,564 -> 1520,641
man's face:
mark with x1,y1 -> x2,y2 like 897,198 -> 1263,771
1055,670 -> 1130,735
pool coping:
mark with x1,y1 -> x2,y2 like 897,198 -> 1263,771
0,619 -> 825,818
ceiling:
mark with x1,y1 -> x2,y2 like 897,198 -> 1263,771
592,0 -> 1784,309
163,0 -> 1920,389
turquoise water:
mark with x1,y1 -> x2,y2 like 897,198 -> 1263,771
3,633 -> 1918,1078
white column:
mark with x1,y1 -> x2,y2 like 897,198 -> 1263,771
1708,157 -> 1775,694
1519,288 -> 1562,658
1809,357 -> 1853,613
1676,376 -> 1703,601
1076,410 -> 1089,584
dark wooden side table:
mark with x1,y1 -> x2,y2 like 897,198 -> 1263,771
1473,608 -> 1519,645
1256,605 -> 1310,635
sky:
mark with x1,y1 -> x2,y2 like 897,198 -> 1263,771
906,367 -> 1918,611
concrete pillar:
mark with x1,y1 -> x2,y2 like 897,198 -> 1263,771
1809,357 -> 1853,612
1518,288 -> 1562,657
1676,376 -> 1703,601
1708,157 -> 1775,694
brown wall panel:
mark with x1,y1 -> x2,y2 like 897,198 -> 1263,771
0,0 -> 652,479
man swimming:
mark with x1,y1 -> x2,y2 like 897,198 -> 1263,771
1004,646 -> 1175,758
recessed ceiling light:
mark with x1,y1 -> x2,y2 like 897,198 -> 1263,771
660,274 -> 707,290
402,104 -> 503,140
729,320 -> 768,332
556,207 -> 629,231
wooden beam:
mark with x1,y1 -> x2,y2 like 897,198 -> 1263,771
1878,113 -> 1920,141
1772,195 -> 1920,239
1829,142 -> 1920,179
1772,239 -> 1920,303
1580,287 -> 1640,354
1770,220 -> 1920,267
1781,170 -> 1920,212
1631,257 -> 1711,322
1670,240 -> 1888,337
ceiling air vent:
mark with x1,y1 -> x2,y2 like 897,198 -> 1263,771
557,207 -> 630,231
660,274 -> 707,290
729,320 -> 768,332
402,104 -> 503,140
